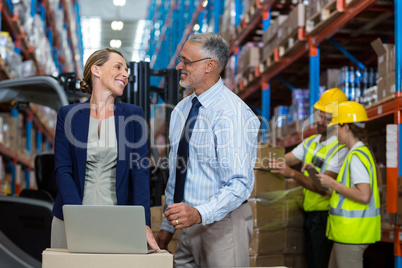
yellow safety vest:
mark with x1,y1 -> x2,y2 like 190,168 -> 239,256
326,146 -> 381,244
303,135 -> 345,211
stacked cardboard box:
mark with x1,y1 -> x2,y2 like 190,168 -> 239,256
278,4 -> 306,57
250,143 -> 306,267
320,68 -> 341,90
262,15 -> 287,60
248,191 -> 306,267
237,43 -> 261,76
371,38 -> 395,101
305,0 -> 321,21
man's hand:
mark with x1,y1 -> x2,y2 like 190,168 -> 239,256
163,202 -> 202,229
269,159 -> 295,177
301,163 -> 315,173
146,226 -> 160,252
155,230 -> 174,252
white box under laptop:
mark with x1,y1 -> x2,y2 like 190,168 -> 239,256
42,205 -> 172,268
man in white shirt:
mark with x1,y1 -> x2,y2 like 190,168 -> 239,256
156,33 -> 260,267
270,88 -> 348,268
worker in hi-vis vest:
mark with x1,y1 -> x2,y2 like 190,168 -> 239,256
269,88 -> 349,268
309,101 -> 380,268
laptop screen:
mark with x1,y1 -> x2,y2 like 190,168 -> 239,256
62,205 -> 148,254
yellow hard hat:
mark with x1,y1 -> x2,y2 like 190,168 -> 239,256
329,101 -> 369,127
313,88 -> 348,114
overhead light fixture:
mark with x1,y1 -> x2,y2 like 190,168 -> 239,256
82,17 -> 101,64
111,21 -> 124,31
110,39 -> 122,48
193,24 -> 200,32
202,0 -> 208,7
113,0 -> 126,6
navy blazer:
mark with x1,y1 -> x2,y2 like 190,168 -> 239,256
52,99 -> 151,226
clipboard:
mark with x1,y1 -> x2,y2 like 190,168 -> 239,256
306,167 -> 329,192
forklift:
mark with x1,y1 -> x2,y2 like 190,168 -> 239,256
0,62 -> 179,267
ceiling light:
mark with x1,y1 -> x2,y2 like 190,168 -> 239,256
193,24 -> 200,32
110,39 -> 122,48
82,17 -> 101,49
111,21 -> 124,31
202,0 -> 208,7
113,0 -> 126,6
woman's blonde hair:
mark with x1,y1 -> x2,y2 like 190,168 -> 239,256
80,48 -> 124,94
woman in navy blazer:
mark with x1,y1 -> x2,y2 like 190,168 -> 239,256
51,48 -> 159,252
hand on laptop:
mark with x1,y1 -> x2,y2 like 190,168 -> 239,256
146,226 -> 161,253
163,202 -> 202,229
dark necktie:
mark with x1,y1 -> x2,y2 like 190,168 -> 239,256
174,97 -> 202,203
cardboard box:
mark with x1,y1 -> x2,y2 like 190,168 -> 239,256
42,248 -> 173,268
385,71 -> 395,97
254,142 -> 285,171
249,253 -> 307,268
237,44 -> 261,75
262,38 -> 279,60
249,198 -> 304,229
167,239 -> 178,254
371,38 -> 394,78
153,230 -> 180,240
277,19 -> 289,43
377,77 -> 386,101
389,46 -> 395,73
320,68 -> 341,89
380,184 -> 393,227
250,227 -> 305,255
285,179 -> 300,190
251,170 -> 285,197
288,4 -> 306,34
377,167 -> 386,188
263,15 -> 288,45
263,17 -> 278,44
150,206 -> 163,232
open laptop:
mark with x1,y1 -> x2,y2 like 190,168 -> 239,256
62,205 -> 149,254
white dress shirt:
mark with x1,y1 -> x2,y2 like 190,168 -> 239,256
161,78 -> 260,233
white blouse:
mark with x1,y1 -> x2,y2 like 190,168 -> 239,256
82,116 -> 118,205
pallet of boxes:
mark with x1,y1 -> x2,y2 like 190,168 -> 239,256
151,196 -> 180,254
249,142 -> 307,268
370,38 -> 395,103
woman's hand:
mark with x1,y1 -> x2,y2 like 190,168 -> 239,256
316,173 -> 335,189
146,226 -> 160,253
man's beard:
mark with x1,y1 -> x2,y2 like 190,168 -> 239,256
317,124 -> 327,135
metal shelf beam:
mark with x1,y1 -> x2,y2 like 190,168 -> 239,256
239,0 -> 378,101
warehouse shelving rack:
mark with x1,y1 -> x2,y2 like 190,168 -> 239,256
145,0 -> 226,87
231,0 -> 402,265
0,0 -> 83,195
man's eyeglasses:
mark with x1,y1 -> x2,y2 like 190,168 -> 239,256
177,56 -> 211,67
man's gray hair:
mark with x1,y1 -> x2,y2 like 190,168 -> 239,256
188,33 -> 229,73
